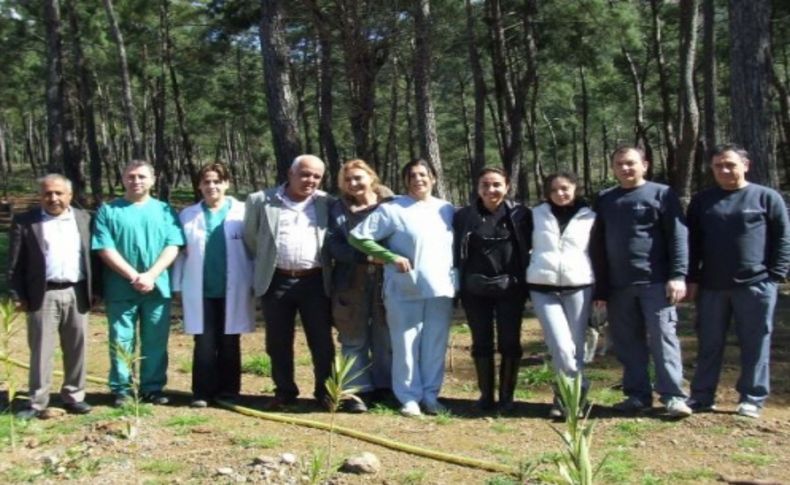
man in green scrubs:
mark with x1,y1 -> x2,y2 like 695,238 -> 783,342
92,160 -> 185,406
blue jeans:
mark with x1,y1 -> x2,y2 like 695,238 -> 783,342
530,287 -> 591,384
384,296 -> 452,406
607,283 -> 686,404
690,280 -> 776,407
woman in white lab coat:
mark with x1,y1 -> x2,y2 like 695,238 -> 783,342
173,162 -> 255,407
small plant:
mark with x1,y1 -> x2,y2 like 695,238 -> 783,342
303,448 -> 327,485
323,354 -> 365,479
0,299 -> 23,450
241,354 -> 272,377
551,372 -> 608,485
111,341 -> 144,439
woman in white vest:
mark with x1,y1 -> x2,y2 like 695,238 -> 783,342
526,171 -> 596,418
173,163 -> 255,408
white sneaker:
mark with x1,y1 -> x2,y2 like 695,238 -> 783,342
399,401 -> 422,417
421,400 -> 447,415
665,397 -> 692,418
736,402 -> 761,419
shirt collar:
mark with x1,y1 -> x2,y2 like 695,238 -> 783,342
41,207 -> 74,221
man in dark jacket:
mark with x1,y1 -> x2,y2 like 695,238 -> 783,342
8,174 -> 96,419
686,144 -> 790,418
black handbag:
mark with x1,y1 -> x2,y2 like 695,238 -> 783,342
464,273 -> 515,297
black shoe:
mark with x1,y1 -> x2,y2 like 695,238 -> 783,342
141,392 -> 169,405
498,356 -> 521,413
341,398 -> 368,413
113,394 -> 130,408
64,401 -> 92,415
474,357 -> 496,411
15,408 -> 40,420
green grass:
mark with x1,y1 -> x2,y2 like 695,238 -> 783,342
369,403 -> 398,416
433,409 -> 454,425
490,420 -> 513,434
139,459 -> 185,475
164,414 -> 210,428
241,354 -> 272,377
175,357 -> 191,374
398,468 -> 427,484
450,323 -> 470,335
231,434 -> 282,449
519,362 -> 554,387
105,402 -> 154,418
732,452 -> 774,467
664,467 -> 718,482
589,387 -> 621,406
599,448 -> 637,483
295,354 -> 313,367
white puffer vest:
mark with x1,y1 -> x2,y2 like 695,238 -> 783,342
526,202 -> 596,287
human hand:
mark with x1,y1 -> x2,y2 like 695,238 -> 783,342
666,279 -> 686,305
132,272 -> 156,293
392,256 -> 412,273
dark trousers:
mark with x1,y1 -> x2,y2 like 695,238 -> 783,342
192,298 -> 241,400
461,291 -> 526,358
262,273 -> 334,400
691,280 -> 776,407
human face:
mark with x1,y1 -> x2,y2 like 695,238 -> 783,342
199,170 -> 229,207
548,177 -> 576,207
343,168 -> 374,203
407,164 -> 435,200
711,150 -> 749,190
123,165 -> 155,201
477,172 -> 509,212
612,149 -> 648,189
39,179 -> 72,217
286,156 -> 325,202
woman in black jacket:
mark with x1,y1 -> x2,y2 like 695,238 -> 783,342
453,167 -> 531,412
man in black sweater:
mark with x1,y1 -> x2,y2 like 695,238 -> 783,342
686,144 -> 790,419
591,146 -> 692,417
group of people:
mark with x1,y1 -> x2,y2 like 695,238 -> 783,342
8,143 -> 788,422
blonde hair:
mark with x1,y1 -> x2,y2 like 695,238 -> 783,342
337,159 -> 381,196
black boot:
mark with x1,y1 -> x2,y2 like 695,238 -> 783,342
498,356 -> 521,413
473,357 -> 496,411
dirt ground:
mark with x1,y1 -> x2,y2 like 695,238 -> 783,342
1,292 -> 790,484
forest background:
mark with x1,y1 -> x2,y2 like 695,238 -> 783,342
0,0 -> 788,207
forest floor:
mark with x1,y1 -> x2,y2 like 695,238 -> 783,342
1,191 -> 789,484
1,298 -> 789,484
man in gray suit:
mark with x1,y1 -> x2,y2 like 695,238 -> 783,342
8,174 -> 96,419
244,155 -> 335,410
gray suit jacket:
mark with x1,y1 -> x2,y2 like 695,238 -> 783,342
7,206 -> 96,312
243,187 -> 333,297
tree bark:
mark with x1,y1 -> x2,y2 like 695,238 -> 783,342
103,0 -> 143,160
44,0 -> 65,174
675,0 -> 700,202
702,0 -> 717,160
650,0 -> 676,181
413,0 -> 446,198
729,0 -> 777,187
579,66 -> 592,198
465,0 -> 486,183
259,0 -> 301,182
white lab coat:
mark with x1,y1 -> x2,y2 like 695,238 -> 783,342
173,196 -> 255,335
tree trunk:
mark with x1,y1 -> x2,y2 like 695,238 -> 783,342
702,0 -> 717,161
259,0 -> 301,182
103,0 -> 143,160
675,0 -> 700,202
650,0 -> 676,181
163,0 -> 196,199
154,1 -> 169,201
413,0 -> 446,198
44,0 -> 65,174
579,66 -> 592,198
465,0 -> 486,182
729,0 -> 776,187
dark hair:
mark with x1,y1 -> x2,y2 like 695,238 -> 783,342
476,166 -> 510,185
543,171 -> 579,200
401,158 -> 437,187
198,162 -> 231,183
710,143 -> 750,162
610,145 -> 646,164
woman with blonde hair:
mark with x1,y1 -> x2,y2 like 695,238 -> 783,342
326,159 -> 394,412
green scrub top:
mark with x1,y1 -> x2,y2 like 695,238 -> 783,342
202,199 -> 230,298
91,197 -> 185,301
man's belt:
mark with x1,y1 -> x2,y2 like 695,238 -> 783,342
46,281 -> 79,290
275,267 -> 322,278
